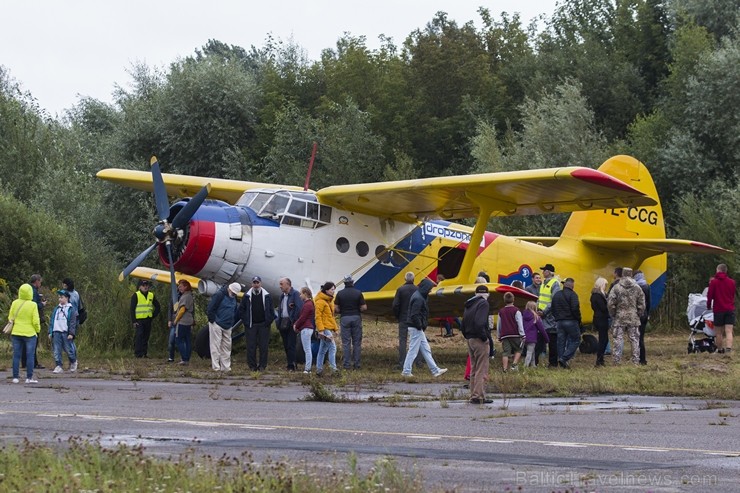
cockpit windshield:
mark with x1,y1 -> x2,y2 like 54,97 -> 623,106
237,190 -> 332,228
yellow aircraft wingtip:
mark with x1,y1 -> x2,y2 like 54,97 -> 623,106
150,156 -> 158,166
118,272 -> 125,282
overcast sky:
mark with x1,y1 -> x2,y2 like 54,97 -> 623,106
2,0 -> 557,116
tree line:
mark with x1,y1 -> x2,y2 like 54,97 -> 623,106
0,0 -> 737,348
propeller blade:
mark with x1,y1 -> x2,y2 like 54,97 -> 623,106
171,183 -> 212,230
150,156 -> 171,222
119,242 -> 158,281
165,242 -> 178,308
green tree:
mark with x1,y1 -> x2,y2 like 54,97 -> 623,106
504,79 -> 608,170
262,99 -> 385,189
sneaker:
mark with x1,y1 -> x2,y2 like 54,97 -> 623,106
303,370 -> 310,374
25,378 -> 38,384
12,378 -> 19,384
167,358 -> 175,363
70,361 -> 78,372
433,368 -> 448,377
178,361 -> 189,366
52,366 -> 63,374
401,372 -> 413,377
469,398 -> 494,404
511,365 -> 519,372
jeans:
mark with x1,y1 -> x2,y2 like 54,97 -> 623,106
402,327 -> 441,375
12,335 -> 36,379
316,330 -> 337,372
340,314 -> 362,369
168,326 -> 177,360
300,328 -> 314,371
209,322 -> 232,371
556,320 -> 581,363
398,322 -> 423,368
51,331 -> 77,366
175,324 -> 192,362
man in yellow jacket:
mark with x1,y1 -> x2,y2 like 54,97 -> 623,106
130,280 -> 161,358
9,283 -> 41,383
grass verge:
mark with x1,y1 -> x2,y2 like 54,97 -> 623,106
2,322 -> 738,399
0,438 -> 423,493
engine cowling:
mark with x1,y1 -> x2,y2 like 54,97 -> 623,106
158,199 -> 253,285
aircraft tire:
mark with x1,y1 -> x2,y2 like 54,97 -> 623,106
195,325 -> 210,359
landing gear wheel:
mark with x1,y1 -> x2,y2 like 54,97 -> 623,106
195,325 -> 210,359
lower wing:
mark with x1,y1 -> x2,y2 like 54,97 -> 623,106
127,266 -> 202,287
365,283 -> 537,320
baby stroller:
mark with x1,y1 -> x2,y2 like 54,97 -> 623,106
687,291 -> 717,354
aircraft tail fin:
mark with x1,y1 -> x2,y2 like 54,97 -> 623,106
561,155 -> 666,242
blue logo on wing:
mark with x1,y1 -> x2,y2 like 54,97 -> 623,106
497,265 -> 534,287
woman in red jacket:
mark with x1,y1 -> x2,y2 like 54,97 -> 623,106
294,287 -> 316,373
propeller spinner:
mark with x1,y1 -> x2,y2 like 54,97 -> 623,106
119,156 -> 211,307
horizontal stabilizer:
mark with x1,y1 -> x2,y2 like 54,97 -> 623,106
364,283 -> 537,319
582,238 -> 731,254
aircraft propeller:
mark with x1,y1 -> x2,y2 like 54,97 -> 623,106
119,156 -> 211,307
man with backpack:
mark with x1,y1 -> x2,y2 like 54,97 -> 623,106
63,278 -> 87,326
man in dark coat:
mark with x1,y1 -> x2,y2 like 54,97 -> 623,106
462,285 -> 492,404
239,276 -> 275,371
392,272 -> 418,368
401,278 -> 447,378
550,277 -> 581,368
276,277 -> 303,371
335,275 -> 367,370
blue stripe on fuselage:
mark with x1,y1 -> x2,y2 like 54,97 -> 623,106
650,271 -> 666,313
354,221 -> 451,292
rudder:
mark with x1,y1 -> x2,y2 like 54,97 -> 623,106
561,155 -> 666,241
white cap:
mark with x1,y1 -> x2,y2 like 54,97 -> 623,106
228,282 -> 242,295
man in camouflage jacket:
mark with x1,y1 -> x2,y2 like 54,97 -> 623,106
607,267 -> 646,364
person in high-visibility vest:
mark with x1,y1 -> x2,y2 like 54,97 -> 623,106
130,280 -> 161,358
537,263 -> 561,368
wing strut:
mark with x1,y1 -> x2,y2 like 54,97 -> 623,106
445,202 -> 494,285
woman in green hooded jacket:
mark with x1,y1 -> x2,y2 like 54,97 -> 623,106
9,283 -> 41,383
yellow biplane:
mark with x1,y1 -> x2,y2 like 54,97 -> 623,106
97,155 -> 727,321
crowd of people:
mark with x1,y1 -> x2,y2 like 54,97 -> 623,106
6,262 -> 734,391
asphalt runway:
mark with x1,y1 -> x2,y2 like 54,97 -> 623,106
1,373 -> 739,492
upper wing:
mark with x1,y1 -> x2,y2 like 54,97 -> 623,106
581,238 -> 732,254
364,283 -> 537,320
97,169 -> 306,204
316,167 -> 656,223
